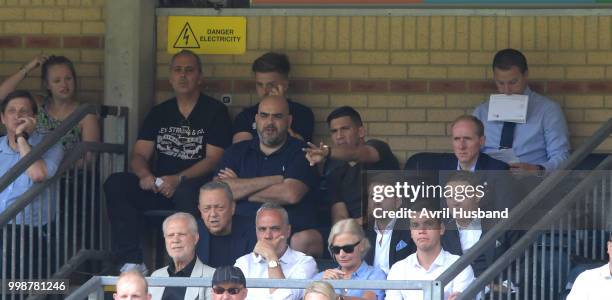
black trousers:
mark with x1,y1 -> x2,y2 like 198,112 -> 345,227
104,172 -> 207,264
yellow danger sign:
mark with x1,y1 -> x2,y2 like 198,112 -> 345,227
167,16 -> 246,55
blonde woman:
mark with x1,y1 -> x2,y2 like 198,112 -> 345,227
304,281 -> 338,300
312,219 -> 386,300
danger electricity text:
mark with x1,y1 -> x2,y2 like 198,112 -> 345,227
200,28 -> 241,43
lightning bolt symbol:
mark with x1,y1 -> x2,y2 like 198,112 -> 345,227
183,28 -> 190,45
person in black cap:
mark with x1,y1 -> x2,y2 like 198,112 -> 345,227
212,266 -> 248,300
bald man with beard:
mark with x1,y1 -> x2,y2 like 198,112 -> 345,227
215,95 -> 323,257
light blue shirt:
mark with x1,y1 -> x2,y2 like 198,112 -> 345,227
0,132 -> 63,225
313,261 -> 387,300
473,86 -> 570,171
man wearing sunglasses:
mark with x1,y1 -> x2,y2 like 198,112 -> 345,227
386,201 -> 475,300
234,203 -> 317,300
212,265 -> 248,300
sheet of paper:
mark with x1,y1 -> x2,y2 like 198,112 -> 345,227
487,148 -> 520,164
487,94 -> 528,123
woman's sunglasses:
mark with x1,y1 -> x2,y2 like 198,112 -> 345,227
329,240 -> 361,255
212,286 -> 242,295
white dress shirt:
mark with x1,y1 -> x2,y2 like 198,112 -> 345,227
374,219 -> 396,274
567,263 -> 612,300
457,218 -> 482,252
234,246 -> 317,300
385,248 -> 475,300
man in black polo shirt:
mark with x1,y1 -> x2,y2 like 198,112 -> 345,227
216,95 -> 323,256
104,50 -> 232,273
304,106 -> 399,225
232,52 -> 314,143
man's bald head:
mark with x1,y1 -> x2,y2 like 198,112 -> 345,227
113,271 -> 151,300
259,95 -> 290,115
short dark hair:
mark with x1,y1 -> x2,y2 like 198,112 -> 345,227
451,115 -> 485,137
493,48 -> 528,74
251,52 -> 291,78
409,199 -> 442,225
1,90 -> 38,115
326,106 -> 363,127
41,55 -> 78,96
170,50 -> 202,73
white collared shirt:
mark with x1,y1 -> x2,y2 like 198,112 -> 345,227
385,248 -> 475,300
374,219 -> 396,274
457,218 -> 482,252
234,246 -> 317,300
567,263 -> 612,300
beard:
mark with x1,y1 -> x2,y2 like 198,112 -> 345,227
257,125 -> 287,147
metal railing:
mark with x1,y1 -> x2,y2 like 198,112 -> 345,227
67,277 -> 443,300
0,104 -> 128,300
436,117 -> 612,300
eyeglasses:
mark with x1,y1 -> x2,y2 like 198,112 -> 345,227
329,240 -> 361,255
212,286 -> 242,295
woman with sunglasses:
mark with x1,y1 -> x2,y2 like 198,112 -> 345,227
312,219 -> 386,300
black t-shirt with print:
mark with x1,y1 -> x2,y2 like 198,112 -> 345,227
138,93 -> 232,177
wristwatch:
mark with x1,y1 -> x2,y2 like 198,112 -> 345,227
178,174 -> 187,184
267,260 -> 279,268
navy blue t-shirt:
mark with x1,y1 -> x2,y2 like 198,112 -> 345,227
216,136 -> 319,230
138,94 -> 232,176
233,98 -> 315,142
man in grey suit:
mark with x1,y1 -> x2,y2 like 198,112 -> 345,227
150,212 -> 215,300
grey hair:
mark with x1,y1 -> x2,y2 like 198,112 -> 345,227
304,281 -> 337,300
162,212 -> 198,236
256,202 -> 290,226
200,181 -> 234,204
328,218 -> 371,259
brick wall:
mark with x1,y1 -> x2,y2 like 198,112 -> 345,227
0,0 -> 105,104
157,14 -> 612,162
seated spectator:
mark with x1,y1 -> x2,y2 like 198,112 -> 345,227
473,48 -> 570,172
0,54 -> 100,152
234,203 -> 317,300
364,173 -> 414,275
104,49 -> 232,273
386,201 -> 475,300
233,52 -> 314,143
313,219 -> 386,300
441,171 -> 520,277
216,95 -> 322,256
150,212 -> 215,300
567,232 -> 612,299
196,181 -> 256,267
212,265 -> 248,300
0,90 -> 63,279
114,270 -> 152,300
304,281 -> 338,300
450,115 -> 509,171
0,90 -> 63,224
304,106 -> 399,225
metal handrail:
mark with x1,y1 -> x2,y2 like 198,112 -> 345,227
436,117 -> 612,287
456,157 -> 612,299
0,142 -> 123,227
67,277 -> 443,300
0,104 -> 126,195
